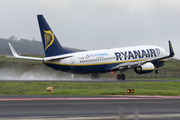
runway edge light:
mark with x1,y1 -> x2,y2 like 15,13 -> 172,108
126,89 -> 134,94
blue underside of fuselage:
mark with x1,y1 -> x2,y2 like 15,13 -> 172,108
45,62 -> 118,74
45,60 -> 165,74
151,60 -> 165,67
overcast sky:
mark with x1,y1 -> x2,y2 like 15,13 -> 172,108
0,0 -> 180,58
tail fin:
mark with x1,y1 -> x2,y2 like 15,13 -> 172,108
37,15 -> 73,57
168,41 -> 174,57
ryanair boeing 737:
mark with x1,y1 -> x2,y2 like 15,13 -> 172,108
8,15 -> 175,80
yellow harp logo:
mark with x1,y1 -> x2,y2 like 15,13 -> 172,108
44,30 -> 54,51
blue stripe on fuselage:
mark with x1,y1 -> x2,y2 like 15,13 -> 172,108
44,60 -> 165,74
45,61 -> 122,74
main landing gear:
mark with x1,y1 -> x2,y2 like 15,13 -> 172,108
90,72 -> 126,81
117,73 -> 126,81
91,73 -> 99,79
155,69 -> 159,74
155,67 -> 159,74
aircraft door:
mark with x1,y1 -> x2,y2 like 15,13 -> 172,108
71,58 -> 75,68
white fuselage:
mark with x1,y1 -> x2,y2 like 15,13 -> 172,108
44,45 -> 168,74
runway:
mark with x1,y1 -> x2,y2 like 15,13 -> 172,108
1,95 -> 180,120
0,79 -> 180,83
0,79 -> 180,119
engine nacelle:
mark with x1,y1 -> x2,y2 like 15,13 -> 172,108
134,62 -> 154,74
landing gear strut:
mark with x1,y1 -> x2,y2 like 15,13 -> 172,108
91,73 -> 99,79
155,69 -> 159,74
117,73 -> 126,81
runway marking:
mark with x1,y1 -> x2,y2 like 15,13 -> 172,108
1,96 -> 180,101
2,114 -> 180,120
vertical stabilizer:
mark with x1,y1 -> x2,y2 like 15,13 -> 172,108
168,41 -> 174,57
37,15 -> 73,57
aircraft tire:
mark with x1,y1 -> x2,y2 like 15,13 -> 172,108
97,74 -> 99,79
117,74 -> 121,80
122,74 -> 126,81
155,70 -> 159,74
91,73 -> 99,80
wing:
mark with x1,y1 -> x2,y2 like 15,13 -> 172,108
111,61 -> 146,70
111,41 -> 175,70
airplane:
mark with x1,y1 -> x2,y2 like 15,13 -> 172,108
8,14 -> 175,81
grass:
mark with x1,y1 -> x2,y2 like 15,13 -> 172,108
163,59 -> 180,68
0,81 -> 180,96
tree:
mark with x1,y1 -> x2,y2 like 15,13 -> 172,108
8,35 -> 17,41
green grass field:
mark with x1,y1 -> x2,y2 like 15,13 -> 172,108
0,81 -> 180,96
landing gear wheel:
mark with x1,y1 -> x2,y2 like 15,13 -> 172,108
122,74 -> 125,81
117,74 -> 121,80
155,69 -> 159,74
91,75 -> 94,79
91,73 -> 99,80
96,74 -> 99,79
117,74 -> 126,81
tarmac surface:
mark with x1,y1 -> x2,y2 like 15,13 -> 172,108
0,79 -> 180,119
0,79 -> 180,83
0,95 -> 180,120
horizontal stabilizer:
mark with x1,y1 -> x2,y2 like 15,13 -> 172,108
43,55 -> 73,61
8,43 -> 43,61
8,43 -> 72,61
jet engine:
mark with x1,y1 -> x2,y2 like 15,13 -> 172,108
134,62 -> 154,74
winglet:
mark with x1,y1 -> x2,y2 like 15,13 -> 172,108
8,43 -> 19,57
168,41 -> 174,57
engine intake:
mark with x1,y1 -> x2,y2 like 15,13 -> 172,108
134,62 -> 154,74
